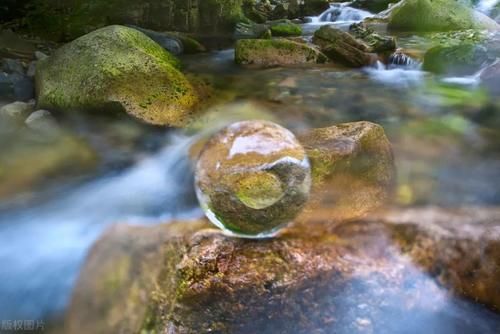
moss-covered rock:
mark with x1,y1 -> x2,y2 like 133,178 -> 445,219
269,20 -> 303,37
423,43 -> 489,75
235,38 -> 327,66
67,206 -> 500,333
387,0 -> 500,32
35,25 -> 200,126
349,22 -> 396,53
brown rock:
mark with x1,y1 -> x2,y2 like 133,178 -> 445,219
66,207 -> 500,333
312,25 -> 376,67
299,121 -> 395,221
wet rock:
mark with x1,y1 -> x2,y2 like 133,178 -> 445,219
127,26 -> 207,54
36,25 -> 200,126
25,109 -> 61,135
302,0 -> 331,16
299,121 -> 395,221
235,38 -> 327,66
1,58 -> 24,75
387,0 -> 500,32
0,101 -> 33,124
235,19 -> 302,39
0,101 -> 34,135
67,207 -> 500,334
234,22 -> 272,40
349,22 -> 396,53
164,32 -> 206,54
127,25 -> 184,55
0,71 -> 34,101
313,25 -> 375,68
195,120 -> 311,237
26,61 -> 37,77
34,51 -> 48,60
423,43 -> 489,75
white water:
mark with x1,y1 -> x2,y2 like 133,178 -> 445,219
365,61 -> 425,88
0,133 -> 202,320
303,3 -> 373,34
476,0 -> 499,15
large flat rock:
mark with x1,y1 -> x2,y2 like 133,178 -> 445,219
66,207 -> 500,333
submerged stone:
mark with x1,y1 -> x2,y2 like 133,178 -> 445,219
194,120 -> 311,238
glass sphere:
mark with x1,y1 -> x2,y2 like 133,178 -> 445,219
194,120 -> 311,238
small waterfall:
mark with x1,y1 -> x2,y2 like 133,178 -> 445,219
317,2 -> 373,23
388,49 -> 421,70
365,60 -> 424,87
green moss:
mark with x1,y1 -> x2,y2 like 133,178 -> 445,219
235,38 -> 326,66
387,0 -> 497,32
423,43 -> 488,75
270,22 -> 303,37
36,25 -> 199,126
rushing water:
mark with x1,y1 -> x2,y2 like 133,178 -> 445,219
476,0 -> 499,15
0,134 -> 202,320
1,2 -> 500,329
303,2 -> 373,33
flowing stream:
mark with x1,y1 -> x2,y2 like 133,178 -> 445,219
1,1 -> 500,328
0,133 -> 202,320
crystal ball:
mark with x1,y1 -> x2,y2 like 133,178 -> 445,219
194,120 -> 311,238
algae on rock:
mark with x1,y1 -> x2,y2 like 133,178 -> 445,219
387,0 -> 500,32
235,38 -> 327,66
36,25 -> 200,126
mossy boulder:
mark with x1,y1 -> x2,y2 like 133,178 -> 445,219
67,206 -> 500,333
387,0 -> 500,32
235,38 -> 327,66
35,25 -> 200,126
269,20 -> 303,37
423,43 -> 489,75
